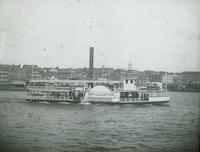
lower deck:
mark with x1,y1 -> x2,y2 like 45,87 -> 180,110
26,96 -> 83,103
85,96 -> 170,104
26,89 -> 84,103
118,97 -> 170,104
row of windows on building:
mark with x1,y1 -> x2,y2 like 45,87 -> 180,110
0,71 -> 9,81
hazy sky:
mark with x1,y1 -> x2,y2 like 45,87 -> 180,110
0,0 -> 200,72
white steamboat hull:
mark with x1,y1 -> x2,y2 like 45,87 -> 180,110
84,96 -> 170,104
118,97 -> 170,104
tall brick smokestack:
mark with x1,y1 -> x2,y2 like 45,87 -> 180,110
88,47 -> 94,80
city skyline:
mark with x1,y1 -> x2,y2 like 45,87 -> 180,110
0,0 -> 200,72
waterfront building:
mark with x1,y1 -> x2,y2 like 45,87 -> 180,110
22,65 -> 39,80
97,67 -> 114,80
0,64 -> 20,70
162,74 -> 174,84
57,70 -> 71,80
32,71 -> 42,80
179,72 -> 200,83
42,68 -> 58,79
113,69 -> 131,81
126,69 -> 138,79
12,68 -> 26,81
0,64 -> 20,82
0,71 -> 9,81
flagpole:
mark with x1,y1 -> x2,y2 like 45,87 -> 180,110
165,72 -> 167,96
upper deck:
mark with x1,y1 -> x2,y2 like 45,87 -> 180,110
26,79 -> 122,91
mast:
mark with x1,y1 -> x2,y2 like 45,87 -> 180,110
31,66 -> 33,80
0,31 -> 4,63
165,72 -> 167,96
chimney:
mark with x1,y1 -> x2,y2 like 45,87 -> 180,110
88,47 -> 94,80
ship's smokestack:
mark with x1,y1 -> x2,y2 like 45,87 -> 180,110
88,47 -> 94,80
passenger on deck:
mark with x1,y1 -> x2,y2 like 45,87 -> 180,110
146,93 -> 149,100
140,92 -> 144,100
135,92 -> 139,101
144,93 -> 149,100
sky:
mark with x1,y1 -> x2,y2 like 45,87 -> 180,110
0,0 -> 200,72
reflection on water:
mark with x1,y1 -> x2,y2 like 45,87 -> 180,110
0,91 -> 199,152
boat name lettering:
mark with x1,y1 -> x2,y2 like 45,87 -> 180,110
89,92 -> 114,96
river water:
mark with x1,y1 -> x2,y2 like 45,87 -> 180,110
0,91 -> 199,152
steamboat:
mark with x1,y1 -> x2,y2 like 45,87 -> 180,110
26,78 -> 170,104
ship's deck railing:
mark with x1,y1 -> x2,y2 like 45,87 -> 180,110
120,98 -> 137,101
114,88 -> 165,92
27,86 -> 74,91
120,98 -> 149,101
26,95 -> 74,100
27,86 -> 68,89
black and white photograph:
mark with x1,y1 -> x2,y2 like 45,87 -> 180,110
0,0 -> 199,151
